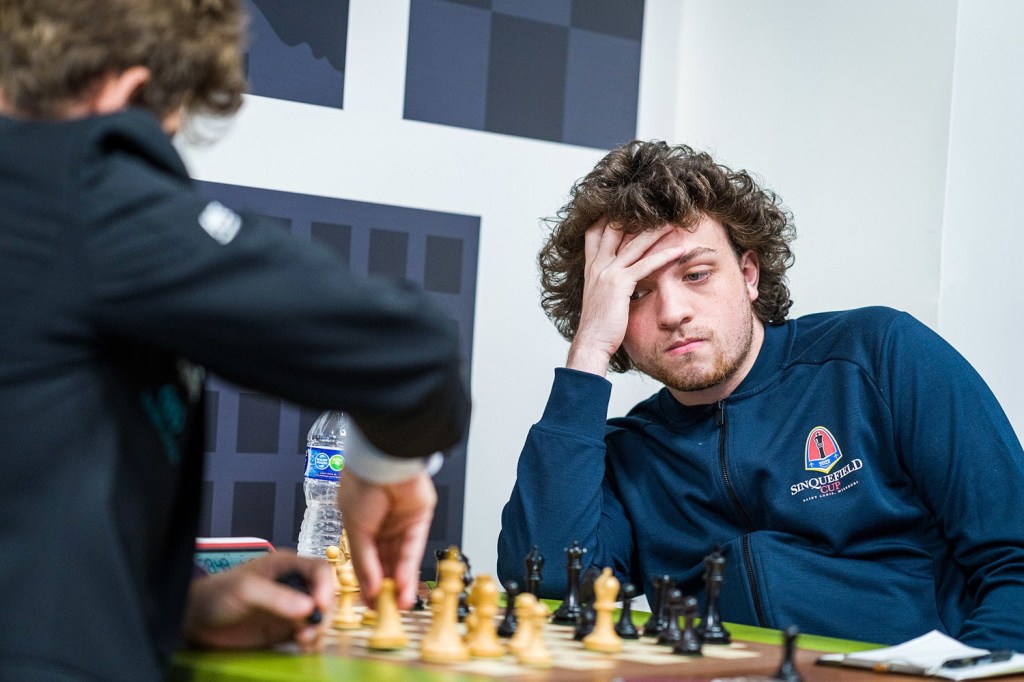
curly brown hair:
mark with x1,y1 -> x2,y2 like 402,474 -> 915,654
0,0 -> 247,120
539,140 -> 796,373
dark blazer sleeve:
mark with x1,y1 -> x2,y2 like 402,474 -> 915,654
76,111 -> 469,458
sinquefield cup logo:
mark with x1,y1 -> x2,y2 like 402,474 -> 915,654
804,426 -> 843,474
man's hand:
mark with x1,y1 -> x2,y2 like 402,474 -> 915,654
338,469 -> 436,610
180,550 -> 333,652
567,219 -> 685,375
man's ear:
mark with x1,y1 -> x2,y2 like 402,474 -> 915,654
90,66 -> 151,115
740,250 -> 760,302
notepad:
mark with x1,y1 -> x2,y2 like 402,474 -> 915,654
817,631 -> 1024,680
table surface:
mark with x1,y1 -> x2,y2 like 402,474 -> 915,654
170,593 -> 1024,682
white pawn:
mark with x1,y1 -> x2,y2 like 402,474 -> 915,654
583,567 -> 622,653
465,575 -> 505,658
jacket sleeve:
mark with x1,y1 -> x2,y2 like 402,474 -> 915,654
76,115 -> 469,459
496,368 -> 636,596
881,313 -> 1024,649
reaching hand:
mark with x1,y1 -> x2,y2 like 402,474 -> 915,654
567,219 -> 685,375
338,469 -> 436,610
180,550 -> 334,652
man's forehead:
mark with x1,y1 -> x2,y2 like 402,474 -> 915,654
621,217 -> 731,252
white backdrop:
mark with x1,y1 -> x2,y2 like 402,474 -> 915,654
179,0 -> 1024,579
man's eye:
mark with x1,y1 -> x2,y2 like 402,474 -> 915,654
685,271 -> 711,283
629,288 -> 649,301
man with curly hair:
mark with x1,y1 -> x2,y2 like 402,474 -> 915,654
498,140 -> 1024,649
0,1 -> 468,679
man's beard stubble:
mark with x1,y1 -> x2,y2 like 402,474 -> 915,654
630,310 -> 755,394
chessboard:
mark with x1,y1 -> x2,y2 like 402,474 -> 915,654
318,603 -> 878,682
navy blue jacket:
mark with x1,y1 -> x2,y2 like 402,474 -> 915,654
498,308 -> 1024,648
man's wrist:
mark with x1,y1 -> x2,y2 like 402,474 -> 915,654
566,342 -> 612,376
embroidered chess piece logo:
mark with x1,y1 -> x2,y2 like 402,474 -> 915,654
804,426 -> 843,473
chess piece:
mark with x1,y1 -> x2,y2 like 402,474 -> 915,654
331,561 -> 362,629
572,566 -> 601,641
497,581 -> 520,638
516,599 -> 553,667
325,545 -> 342,593
419,547 -> 470,663
360,608 -> 378,628
275,571 -> 321,624
673,595 -> 703,656
698,548 -> 731,644
465,575 -> 506,658
367,578 -> 409,650
657,588 -> 684,646
772,625 -> 803,682
524,545 -> 544,597
507,592 -> 538,656
615,582 -> 640,639
642,574 -> 672,637
457,552 -> 473,622
551,541 -> 586,625
583,567 -> 622,653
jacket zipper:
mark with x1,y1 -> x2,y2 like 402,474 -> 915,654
715,400 -> 768,627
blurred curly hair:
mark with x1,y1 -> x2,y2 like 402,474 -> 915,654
539,140 -> 796,373
0,0 -> 247,121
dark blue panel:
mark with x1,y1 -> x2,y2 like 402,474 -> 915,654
424,236 -> 464,294
429,484 -> 450,541
296,407 -> 322,457
195,181 -> 479,562
293,481 -> 305,545
244,0 -> 348,108
485,14 -> 568,142
311,221 -> 352,265
198,481 -> 213,537
204,390 -> 219,453
492,0 -> 572,26
255,213 -> 293,233
405,0 -> 491,130
231,482 -> 277,538
563,28 -> 641,149
445,0 -> 492,8
570,0 -> 644,40
236,393 -> 281,454
368,229 -> 409,279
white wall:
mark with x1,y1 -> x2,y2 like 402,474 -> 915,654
939,0 -> 1024,439
179,0 -> 1022,578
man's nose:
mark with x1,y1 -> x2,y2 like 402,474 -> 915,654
655,284 -> 694,329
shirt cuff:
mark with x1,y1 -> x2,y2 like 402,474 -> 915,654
345,422 -> 444,484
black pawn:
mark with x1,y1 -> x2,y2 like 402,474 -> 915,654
773,625 -> 803,682
524,545 -> 544,597
413,593 -> 426,611
457,552 -> 473,622
614,582 -> 640,639
657,588 -> 684,646
573,566 -> 601,641
552,541 -> 586,625
497,581 -> 520,638
698,548 -> 731,644
275,571 -> 322,625
673,596 -> 703,656
642,574 -> 673,638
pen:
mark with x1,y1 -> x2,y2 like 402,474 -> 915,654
941,650 -> 1014,668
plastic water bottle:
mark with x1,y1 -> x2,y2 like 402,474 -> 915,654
297,410 -> 346,557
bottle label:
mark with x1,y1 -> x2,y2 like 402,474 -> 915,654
304,446 -> 345,481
